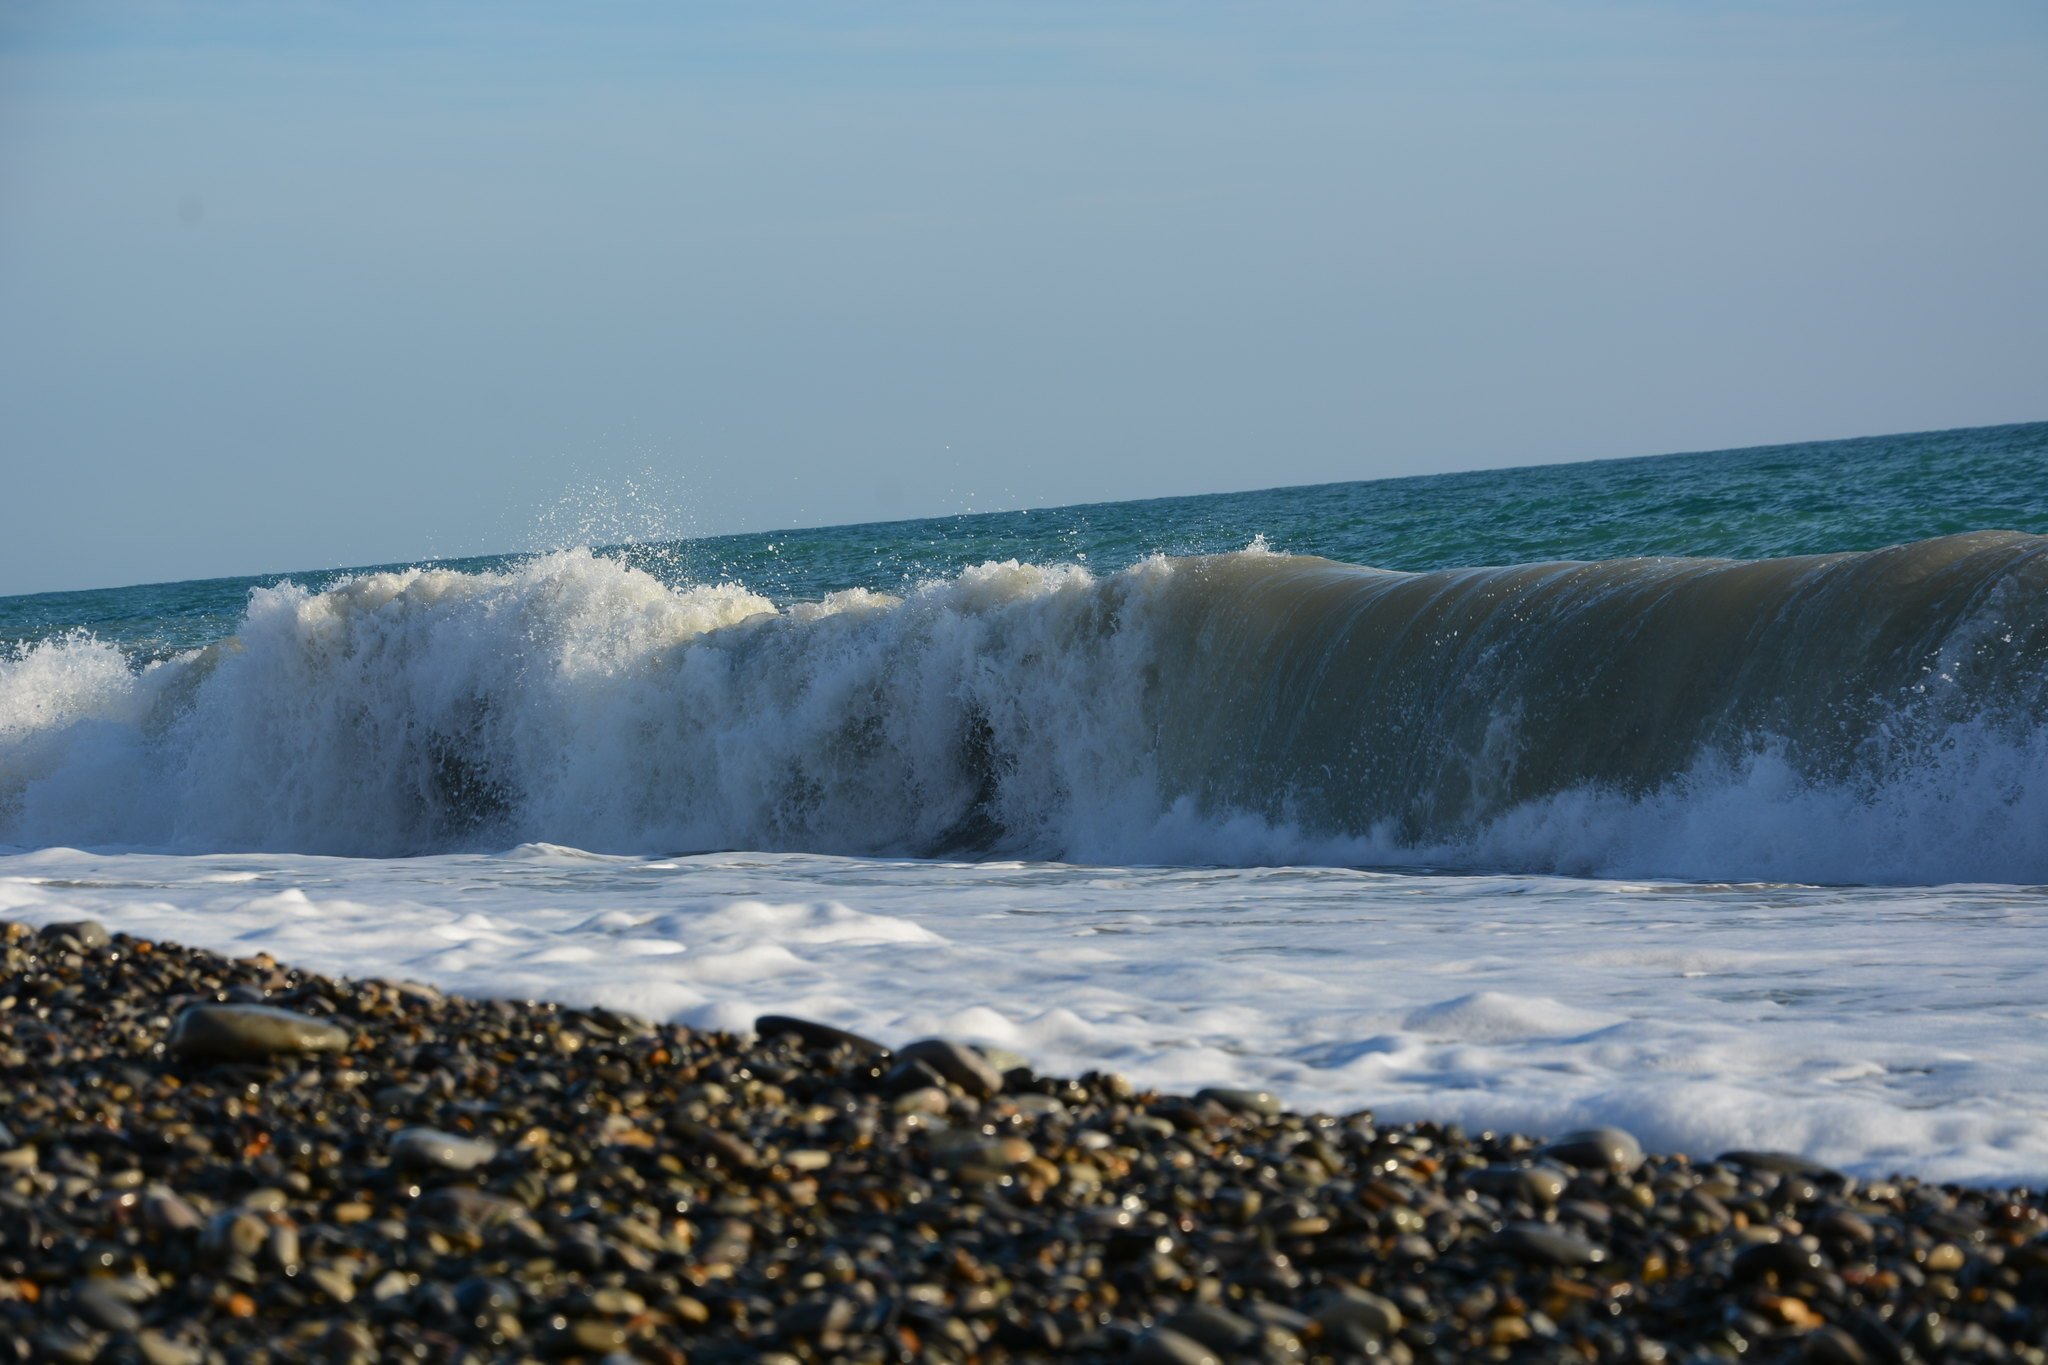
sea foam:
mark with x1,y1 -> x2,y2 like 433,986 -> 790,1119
4,535 -> 2046,884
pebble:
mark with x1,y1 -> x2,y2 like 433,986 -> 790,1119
1135,1327 -> 1223,1365
390,1126 -> 500,1171
895,1037 -> 1005,1098
165,1003 -> 352,1061
753,1013 -> 891,1060
1494,1221 -> 1610,1267
1470,1161 -> 1569,1207
1312,1285 -> 1405,1335
2,916 -> 2043,1363
1540,1126 -> 1645,1171
1195,1086 -> 1283,1118
38,920 -> 110,950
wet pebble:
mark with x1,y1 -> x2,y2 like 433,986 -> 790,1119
390,1126 -> 499,1171
166,1003 -> 351,1061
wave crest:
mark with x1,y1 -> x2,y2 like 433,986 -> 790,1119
3,535 -> 2045,883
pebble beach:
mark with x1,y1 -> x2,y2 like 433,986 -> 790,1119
4,918 -> 2046,1364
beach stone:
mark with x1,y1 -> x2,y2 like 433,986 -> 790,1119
1816,1208 -> 1876,1246
455,1277 -> 521,1317
135,1333 -> 204,1365
418,1186 -> 529,1232
202,1210 -> 268,1259
390,1126 -> 499,1171
1161,1306 -> 1260,1354
38,920 -> 110,950
1720,1149 -> 1843,1181
309,1266 -> 356,1304
1195,1087 -> 1283,1118
1312,1285 -> 1405,1336
1539,1127 -> 1643,1172
896,1038 -> 1003,1098
1135,1327 -> 1223,1365
1732,1239 -> 1829,1286
1494,1221 -> 1608,1267
1804,1326 -> 1873,1365
142,1185 -> 204,1233
670,1117 -> 762,1169
755,1014 -> 890,1060
1471,1162 -> 1569,1207
68,1278 -> 142,1332
778,1295 -> 856,1340
166,1003 -> 351,1061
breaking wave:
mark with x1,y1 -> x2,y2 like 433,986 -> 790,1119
3,532 -> 2046,883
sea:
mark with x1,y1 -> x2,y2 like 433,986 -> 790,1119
4,420 -> 2047,1184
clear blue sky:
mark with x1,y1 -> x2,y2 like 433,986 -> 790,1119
2,1 -> 2044,595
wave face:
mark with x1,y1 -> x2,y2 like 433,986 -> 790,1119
3,532 -> 2046,883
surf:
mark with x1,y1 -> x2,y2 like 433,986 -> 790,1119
2,531 -> 2045,884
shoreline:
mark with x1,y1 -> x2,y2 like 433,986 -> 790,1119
3,919 -> 2045,1363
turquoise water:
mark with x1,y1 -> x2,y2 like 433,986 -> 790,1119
6,420 -> 2044,658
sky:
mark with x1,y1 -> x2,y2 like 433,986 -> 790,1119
1,2 -> 2044,595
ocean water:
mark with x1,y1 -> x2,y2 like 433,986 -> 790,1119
4,419 -> 2046,1181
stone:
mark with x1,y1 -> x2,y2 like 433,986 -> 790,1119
1312,1285 -> 1404,1336
755,1014 -> 890,1060
38,920 -> 110,950
390,1126 -> 499,1172
1470,1163 -> 1569,1207
135,1332 -> 205,1365
1135,1328 -> 1223,1365
1719,1149 -> 1843,1181
166,1004 -> 351,1061
1539,1127 -> 1643,1172
1160,1306 -> 1260,1354
895,1038 -> 1004,1098
1494,1221 -> 1608,1268
68,1278 -> 142,1333
1195,1087 -> 1283,1118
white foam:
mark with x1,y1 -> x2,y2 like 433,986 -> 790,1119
6,845 -> 2046,1185
4,545 -> 2048,884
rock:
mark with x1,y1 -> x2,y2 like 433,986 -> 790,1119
1805,1326 -> 1872,1365
778,1295 -> 856,1340
754,1014 -> 890,1060
390,1126 -> 499,1171
1493,1221 -> 1608,1268
309,1266 -> 356,1304
1731,1239 -> 1829,1287
202,1210 -> 268,1259
1470,1163 -> 1569,1207
142,1185 -> 205,1233
1311,1285 -> 1404,1336
1161,1306 -> 1260,1354
1135,1328 -> 1223,1365
417,1187 -> 530,1233
880,1058 -> 949,1097
135,1332 -> 205,1365
1719,1149 -> 1843,1181
68,1278 -> 142,1332
1195,1087 -> 1283,1118
1539,1127 -> 1643,1172
669,1117 -> 762,1169
38,920 -> 110,950
895,1038 -> 1004,1098
1815,1207 -> 1876,1246
166,1003 -> 351,1061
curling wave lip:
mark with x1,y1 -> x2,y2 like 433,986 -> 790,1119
2,532 -> 2045,884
